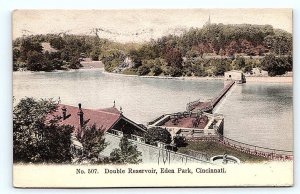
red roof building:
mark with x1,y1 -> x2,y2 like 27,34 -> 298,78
50,103 -> 146,137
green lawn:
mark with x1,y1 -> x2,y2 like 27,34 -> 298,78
178,141 -> 268,163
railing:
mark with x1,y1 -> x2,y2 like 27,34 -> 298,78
188,132 -> 293,160
105,129 -> 213,163
211,81 -> 235,108
131,134 -> 145,143
186,99 -> 201,111
147,114 -> 166,125
108,129 -> 124,136
157,146 -> 212,165
187,98 -> 201,106
186,81 -> 235,112
201,104 -> 213,112
182,149 -> 210,161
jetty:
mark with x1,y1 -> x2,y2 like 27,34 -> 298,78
186,80 -> 235,113
187,70 -> 246,113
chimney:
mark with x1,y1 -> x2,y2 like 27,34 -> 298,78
77,103 -> 84,127
62,106 -> 67,120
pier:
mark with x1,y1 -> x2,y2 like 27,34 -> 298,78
187,80 -> 235,113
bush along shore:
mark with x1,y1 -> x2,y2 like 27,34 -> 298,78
13,23 -> 292,77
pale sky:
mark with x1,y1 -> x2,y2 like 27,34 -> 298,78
13,9 -> 292,42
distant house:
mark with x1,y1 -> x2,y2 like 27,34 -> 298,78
50,103 -> 146,138
251,67 -> 268,77
224,70 -> 246,84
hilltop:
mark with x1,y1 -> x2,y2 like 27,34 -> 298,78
13,23 -> 292,76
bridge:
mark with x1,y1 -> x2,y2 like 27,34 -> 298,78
187,80 -> 235,113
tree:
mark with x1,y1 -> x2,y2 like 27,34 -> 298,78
90,47 -> 101,61
137,65 -> 150,76
20,38 -> 43,54
261,54 -> 292,76
240,39 -> 255,56
152,64 -> 162,76
129,49 -> 142,68
26,51 -> 46,71
13,98 -> 74,163
13,48 -> 21,71
110,136 -> 142,164
49,36 -> 65,50
233,57 -> 246,70
145,127 -> 172,145
80,124 -> 108,162
173,136 -> 187,147
264,32 -> 292,56
210,59 -> 231,76
226,41 -> 239,57
68,56 -> 82,69
164,48 -> 183,69
100,49 -> 126,72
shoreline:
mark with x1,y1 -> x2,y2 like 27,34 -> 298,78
245,76 -> 292,83
102,70 -> 293,83
14,68 -> 293,83
13,67 -> 104,74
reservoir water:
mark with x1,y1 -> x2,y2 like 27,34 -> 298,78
13,69 -> 293,151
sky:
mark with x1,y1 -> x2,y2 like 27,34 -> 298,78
13,9 -> 293,43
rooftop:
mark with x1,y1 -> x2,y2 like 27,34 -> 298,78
225,70 -> 243,73
50,104 -> 121,132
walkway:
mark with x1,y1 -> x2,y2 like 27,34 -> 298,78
187,80 -> 235,112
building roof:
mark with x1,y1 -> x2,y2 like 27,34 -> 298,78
94,107 -> 121,115
225,70 -> 243,73
51,104 -> 121,132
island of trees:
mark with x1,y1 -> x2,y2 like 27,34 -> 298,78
13,23 -> 292,76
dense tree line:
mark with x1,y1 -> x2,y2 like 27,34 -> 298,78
13,23 -> 292,76
13,34 -> 107,71
102,24 -> 292,77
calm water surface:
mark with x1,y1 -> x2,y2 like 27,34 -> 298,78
218,82 -> 293,151
13,69 -> 293,151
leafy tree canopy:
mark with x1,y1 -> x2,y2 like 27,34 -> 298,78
110,136 -> 142,164
13,97 -> 74,163
145,127 -> 172,145
79,124 -> 108,162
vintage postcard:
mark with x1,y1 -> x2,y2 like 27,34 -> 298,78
12,9 -> 293,187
